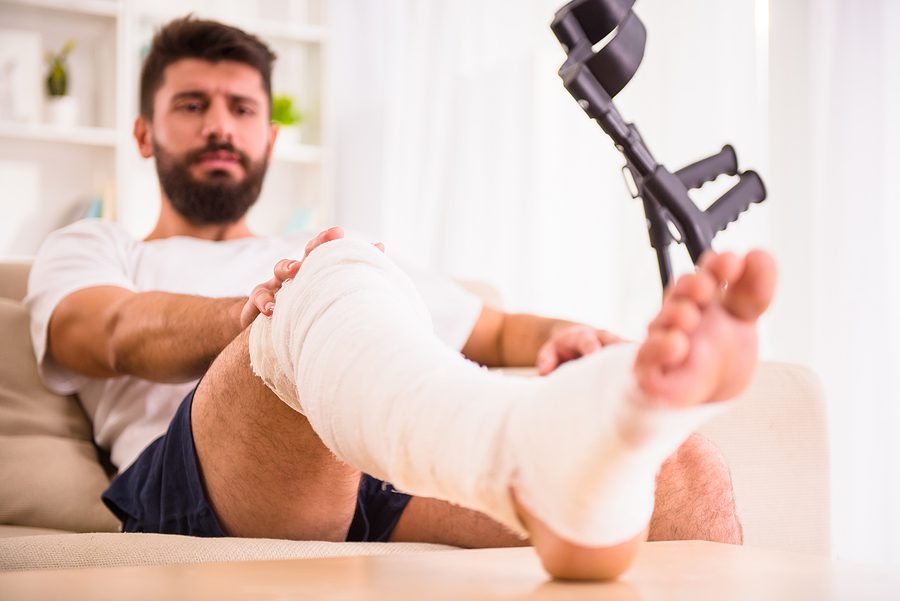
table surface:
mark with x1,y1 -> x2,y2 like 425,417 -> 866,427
1,541 -> 897,601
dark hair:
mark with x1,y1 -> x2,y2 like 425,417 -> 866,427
140,16 -> 277,119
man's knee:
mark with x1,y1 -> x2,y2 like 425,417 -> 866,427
192,328 -> 362,540
649,433 -> 743,544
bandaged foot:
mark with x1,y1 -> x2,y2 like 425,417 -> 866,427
249,240 -> 775,547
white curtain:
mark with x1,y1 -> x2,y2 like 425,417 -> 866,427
329,0 -> 900,567
800,0 -> 900,568
329,0 -> 766,335
766,0 -> 900,569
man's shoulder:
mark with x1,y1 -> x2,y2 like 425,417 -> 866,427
29,219 -> 137,289
44,218 -> 133,249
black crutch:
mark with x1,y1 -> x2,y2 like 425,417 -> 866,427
551,0 -> 767,291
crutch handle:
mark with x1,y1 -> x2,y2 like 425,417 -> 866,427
705,171 -> 767,234
675,145 -> 738,190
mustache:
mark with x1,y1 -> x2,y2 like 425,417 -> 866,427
184,140 -> 251,170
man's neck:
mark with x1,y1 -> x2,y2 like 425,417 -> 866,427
144,200 -> 255,242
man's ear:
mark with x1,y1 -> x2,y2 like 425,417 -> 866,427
266,122 -> 279,164
134,116 -> 154,158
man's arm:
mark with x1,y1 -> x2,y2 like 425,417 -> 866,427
48,286 -> 245,383
461,305 -> 622,373
48,227 -> 341,384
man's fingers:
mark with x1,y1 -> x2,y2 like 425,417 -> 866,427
273,258 -> 301,281
240,285 -> 274,329
305,230 -> 327,255
260,294 -> 275,316
252,231 -> 350,329
323,225 -> 345,242
536,345 -> 560,376
268,227 -> 349,318
537,326 -> 625,375
596,329 -> 624,346
576,330 -> 602,355
275,226 -> 353,283
306,226 -> 345,256
250,285 -> 276,315
263,231 -> 375,327
239,302 -> 258,330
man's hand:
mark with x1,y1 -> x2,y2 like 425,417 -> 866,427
239,227 -> 385,328
240,226 -> 344,328
535,325 -> 623,376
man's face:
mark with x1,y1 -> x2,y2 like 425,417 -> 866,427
139,59 -> 276,224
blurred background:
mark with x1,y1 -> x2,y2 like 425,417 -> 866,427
1,0 -> 897,569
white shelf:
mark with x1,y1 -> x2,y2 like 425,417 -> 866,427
0,120 -> 320,160
273,141 -> 322,164
246,20 -> 328,44
0,121 -> 117,147
1,0 -> 331,251
138,10 -> 327,44
1,0 -> 118,18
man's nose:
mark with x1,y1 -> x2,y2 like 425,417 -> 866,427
200,98 -> 235,141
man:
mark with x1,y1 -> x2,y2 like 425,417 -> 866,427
26,17 -> 757,579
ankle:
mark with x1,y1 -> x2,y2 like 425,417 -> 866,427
514,491 -> 645,580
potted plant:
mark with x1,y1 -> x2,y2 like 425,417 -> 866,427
45,39 -> 78,127
271,93 -> 304,143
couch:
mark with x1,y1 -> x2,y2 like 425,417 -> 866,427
0,259 -> 831,571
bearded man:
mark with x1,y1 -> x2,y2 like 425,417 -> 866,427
24,17 -> 762,580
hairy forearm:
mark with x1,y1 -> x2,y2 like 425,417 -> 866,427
108,291 -> 245,383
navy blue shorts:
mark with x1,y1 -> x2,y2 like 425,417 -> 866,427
102,386 -> 412,542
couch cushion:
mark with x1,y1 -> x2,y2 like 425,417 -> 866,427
698,362 -> 830,556
0,532 -> 455,571
0,298 -> 119,533
0,525 -> 72,538
0,261 -> 30,302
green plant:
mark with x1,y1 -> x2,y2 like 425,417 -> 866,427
271,94 -> 303,126
45,39 -> 77,97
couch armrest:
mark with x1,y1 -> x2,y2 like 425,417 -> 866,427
698,361 -> 830,556
0,261 -> 31,302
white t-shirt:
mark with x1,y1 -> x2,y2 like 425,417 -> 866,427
25,219 -> 482,472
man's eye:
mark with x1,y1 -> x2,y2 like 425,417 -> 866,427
178,102 -> 204,112
236,105 -> 256,117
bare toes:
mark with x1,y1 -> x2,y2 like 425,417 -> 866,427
635,330 -> 692,399
635,329 -> 690,374
700,252 -> 744,288
670,272 -> 717,308
648,299 -> 702,334
722,250 -> 777,321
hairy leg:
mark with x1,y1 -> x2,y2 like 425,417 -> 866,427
649,434 -> 742,544
191,328 -> 361,541
390,497 -> 525,547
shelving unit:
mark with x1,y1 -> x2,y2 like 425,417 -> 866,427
2,0 -> 118,18
273,141 -> 323,164
0,0 -> 332,256
0,121 -> 117,147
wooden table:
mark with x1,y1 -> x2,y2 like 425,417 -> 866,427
1,541 -> 897,600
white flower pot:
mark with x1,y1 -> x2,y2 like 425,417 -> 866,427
45,95 -> 79,127
278,124 -> 303,145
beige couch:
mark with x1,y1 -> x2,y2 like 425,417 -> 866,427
0,260 -> 831,571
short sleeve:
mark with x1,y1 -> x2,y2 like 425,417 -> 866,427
24,220 -> 137,394
393,259 -> 484,352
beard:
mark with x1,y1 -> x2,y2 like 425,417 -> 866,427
153,139 -> 269,225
